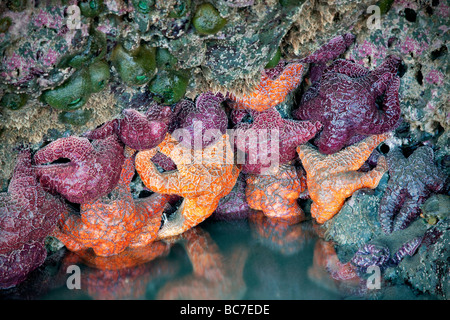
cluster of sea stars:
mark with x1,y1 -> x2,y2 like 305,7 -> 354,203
2,33 -> 446,289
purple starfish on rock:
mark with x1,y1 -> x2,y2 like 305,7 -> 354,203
293,55 -> 402,154
33,135 -> 125,204
169,92 -> 228,149
378,146 -> 446,234
0,149 -> 68,289
85,103 -> 172,151
232,107 -> 321,174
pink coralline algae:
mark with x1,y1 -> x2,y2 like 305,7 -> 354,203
170,92 -> 228,149
399,36 -> 429,56
425,69 -> 444,86
378,146 -> 446,233
293,55 -> 402,154
232,107 -> 321,175
0,150 -> 68,289
33,135 -> 125,204
85,103 -> 172,151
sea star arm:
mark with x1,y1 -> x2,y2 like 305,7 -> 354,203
314,123 -> 351,155
326,133 -> 389,174
157,197 -> 216,239
34,136 -> 93,165
7,150 -> 36,195
414,147 -> 447,192
324,59 -> 370,78
386,147 -> 405,169
135,149 -> 183,195
378,184 -> 404,234
368,56 -> 401,96
83,119 -> 119,140
359,76 -> 401,135
300,33 -> 356,64
131,193 -> 172,247
311,156 -> 388,223
392,196 -> 428,232
299,81 -> 321,104
296,143 -> 327,175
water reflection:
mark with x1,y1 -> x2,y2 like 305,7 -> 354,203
61,241 -> 176,300
157,227 -> 248,300
248,209 -> 316,255
307,239 -> 365,297
0,213 -> 432,300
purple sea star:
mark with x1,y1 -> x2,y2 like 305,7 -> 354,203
232,107 -> 321,174
85,103 -> 172,151
213,173 -> 250,220
170,92 -> 228,149
33,135 -> 125,204
378,146 -> 446,233
351,222 -> 426,272
293,55 -> 402,154
0,149 -> 68,289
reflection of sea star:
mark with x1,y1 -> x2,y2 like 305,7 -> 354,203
33,135 -> 125,204
297,134 -> 389,223
61,241 -> 176,300
0,149 -> 68,289
378,146 -> 446,233
308,240 -> 360,293
248,210 -> 313,255
157,227 -> 248,299
245,164 -> 306,223
54,156 -> 172,256
135,133 -> 240,239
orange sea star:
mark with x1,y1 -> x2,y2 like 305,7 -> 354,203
297,133 -> 389,224
135,133 -> 240,239
245,163 -> 307,223
53,156 -> 172,256
228,61 -> 305,111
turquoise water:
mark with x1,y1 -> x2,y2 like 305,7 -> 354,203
0,217 -> 433,300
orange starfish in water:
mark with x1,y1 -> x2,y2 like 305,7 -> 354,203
245,164 -> 307,223
135,133 -> 240,239
228,61 -> 305,111
297,133 -> 389,224
54,156 -> 172,256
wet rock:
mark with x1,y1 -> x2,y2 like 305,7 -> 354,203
324,173 -> 389,250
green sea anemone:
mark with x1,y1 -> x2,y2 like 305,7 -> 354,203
192,3 -> 226,35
